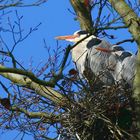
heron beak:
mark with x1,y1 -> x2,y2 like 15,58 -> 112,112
55,34 -> 79,40
95,47 -> 112,53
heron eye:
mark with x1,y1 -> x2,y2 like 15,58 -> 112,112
120,52 -> 132,61
113,46 -> 124,51
135,51 -> 138,55
77,30 -> 88,35
87,38 -> 102,48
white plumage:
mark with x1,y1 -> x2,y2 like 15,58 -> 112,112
56,30 -> 137,87
111,45 -> 137,86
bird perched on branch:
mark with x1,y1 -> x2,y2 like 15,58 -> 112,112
56,30 -> 137,87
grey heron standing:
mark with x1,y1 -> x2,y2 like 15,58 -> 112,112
56,30 -> 137,87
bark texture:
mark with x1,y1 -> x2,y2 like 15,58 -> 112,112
108,1 -> 140,138
0,65 -> 66,105
70,0 -> 94,32
70,0 -> 140,139
108,0 -> 140,98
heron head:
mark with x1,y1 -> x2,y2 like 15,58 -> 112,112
55,30 -> 90,43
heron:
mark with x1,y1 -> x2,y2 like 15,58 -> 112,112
56,30 -> 137,87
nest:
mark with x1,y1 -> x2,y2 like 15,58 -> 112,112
59,83 -> 137,140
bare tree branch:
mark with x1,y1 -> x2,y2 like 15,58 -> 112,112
108,0 -> 140,46
0,65 -> 56,87
98,25 -> 128,30
70,0 -> 94,32
12,106 -> 60,123
115,38 -> 134,45
0,0 -> 48,10
0,66 -> 66,105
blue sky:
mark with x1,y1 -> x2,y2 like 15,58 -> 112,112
1,1 -> 78,139
0,0 -> 138,139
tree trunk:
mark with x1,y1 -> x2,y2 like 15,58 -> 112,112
108,0 -> 140,98
70,0 -> 94,32
70,0 -> 140,139
106,0 -> 140,139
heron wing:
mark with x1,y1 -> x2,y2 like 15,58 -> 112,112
111,47 -> 137,86
87,39 -> 115,85
71,41 -> 87,76
121,54 -> 137,86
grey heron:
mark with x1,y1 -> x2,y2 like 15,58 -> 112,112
56,30 -> 137,87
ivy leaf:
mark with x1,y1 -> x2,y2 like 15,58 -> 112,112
69,69 -> 78,75
84,0 -> 89,7
0,98 -> 11,110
